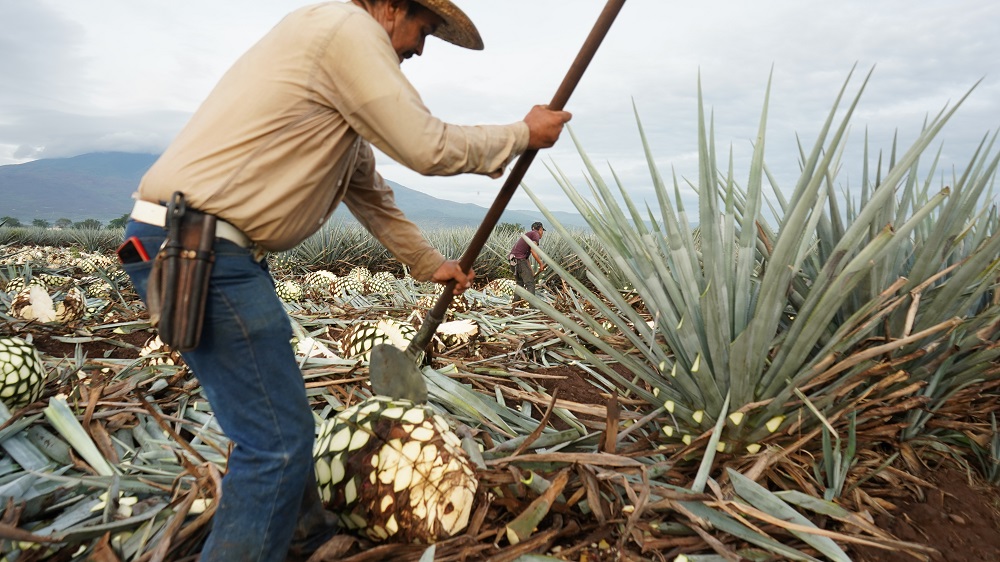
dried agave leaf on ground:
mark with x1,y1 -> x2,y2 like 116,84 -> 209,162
728,469 -> 851,561
0,400 -> 53,472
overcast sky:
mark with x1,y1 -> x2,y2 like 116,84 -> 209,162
2,1 -> 998,214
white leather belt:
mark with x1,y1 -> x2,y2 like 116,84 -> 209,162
130,199 -> 252,248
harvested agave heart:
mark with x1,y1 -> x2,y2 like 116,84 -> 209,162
313,396 -> 477,543
340,319 -> 416,362
275,279 -> 304,302
433,319 -> 479,351
366,271 -> 396,294
303,270 -> 338,293
347,266 -> 372,287
484,278 -> 515,297
334,274 -> 365,297
0,337 -> 47,410
10,284 -> 86,323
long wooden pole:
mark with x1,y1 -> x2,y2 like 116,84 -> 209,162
409,0 -> 628,354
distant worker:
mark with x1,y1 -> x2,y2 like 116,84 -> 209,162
508,221 -> 546,306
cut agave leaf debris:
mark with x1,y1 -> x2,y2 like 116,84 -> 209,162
44,395 -> 117,477
728,469 -> 851,562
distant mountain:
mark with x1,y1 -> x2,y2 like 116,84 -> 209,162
0,152 -> 590,230
0,153 -> 157,223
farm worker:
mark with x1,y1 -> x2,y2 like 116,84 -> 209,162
118,0 -> 571,560
509,221 -> 547,306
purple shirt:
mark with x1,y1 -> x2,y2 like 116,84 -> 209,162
510,230 -> 541,260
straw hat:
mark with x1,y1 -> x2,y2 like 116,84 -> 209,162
412,0 -> 484,50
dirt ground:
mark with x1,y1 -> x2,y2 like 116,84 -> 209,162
847,465 -> 1000,562
507,363 -> 1000,562
23,328 -> 1000,561
28,326 -> 155,360
470,359 -> 1000,561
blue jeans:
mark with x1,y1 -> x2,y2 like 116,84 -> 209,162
122,220 -> 318,561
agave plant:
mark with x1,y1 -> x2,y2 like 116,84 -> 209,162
521,67 -> 999,470
290,220 -> 358,269
67,227 -> 122,253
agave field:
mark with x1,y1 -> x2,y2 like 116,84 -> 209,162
3,70 -> 1000,561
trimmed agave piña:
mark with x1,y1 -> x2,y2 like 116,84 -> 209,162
314,396 -> 477,543
0,336 -> 47,410
4,276 -> 46,294
434,319 -> 479,351
335,274 -> 365,297
10,284 -> 87,323
484,278 -> 515,298
275,279 -> 304,302
366,271 -> 396,294
38,273 -> 73,289
340,318 -> 416,362
348,266 -> 372,287
140,335 -> 184,367
415,293 -> 470,316
74,252 -> 117,273
303,270 -> 338,293
82,277 -> 113,298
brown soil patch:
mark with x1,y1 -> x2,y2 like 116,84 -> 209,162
535,364 -> 609,406
26,326 -> 153,361
849,466 -> 1000,562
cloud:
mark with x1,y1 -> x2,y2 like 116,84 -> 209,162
0,105 -> 189,161
0,3 -> 90,108
1,0 -> 998,214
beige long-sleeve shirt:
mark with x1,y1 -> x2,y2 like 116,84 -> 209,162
138,1 -> 529,280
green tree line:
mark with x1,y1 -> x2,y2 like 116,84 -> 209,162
0,213 -> 130,230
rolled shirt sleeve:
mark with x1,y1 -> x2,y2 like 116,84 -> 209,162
313,11 -> 529,179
